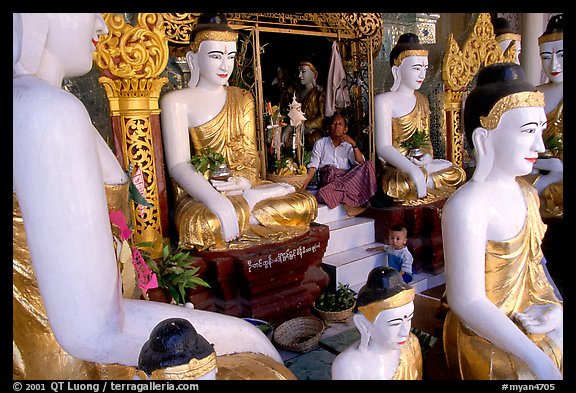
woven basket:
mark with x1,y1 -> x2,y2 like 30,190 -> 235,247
266,173 -> 308,189
273,316 -> 324,353
313,302 -> 356,323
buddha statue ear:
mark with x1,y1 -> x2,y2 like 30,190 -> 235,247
353,313 -> 372,351
186,50 -> 200,88
13,13 -> 49,76
390,65 -> 401,92
471,127 -> 494,182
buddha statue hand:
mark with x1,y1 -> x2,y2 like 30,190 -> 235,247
243,183 -> 295,212
513,304 -> 563,335
533,157 -> 563,173
210,176 -> 253,196
204,192 -> 241,241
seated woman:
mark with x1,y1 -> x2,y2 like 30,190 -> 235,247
282,59 -> 326,152
442,62 -> 563,380
331,266 -> 422,380
525,14 -> 563,218
302,113 -> 377,216
160,14 -> 318,251
13,12 -> 286,380
374,33 -> 466,205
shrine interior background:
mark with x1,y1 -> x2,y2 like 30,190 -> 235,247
65,12 -> 561,273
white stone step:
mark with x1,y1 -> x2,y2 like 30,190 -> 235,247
314,203 -> 348,225
324,216 -> 375,256
350,270 -> 446,296
322,242 -> 387,291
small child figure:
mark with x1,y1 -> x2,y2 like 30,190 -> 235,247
384,225 -> 413,283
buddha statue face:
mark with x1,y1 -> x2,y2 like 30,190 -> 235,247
195,39 -> 237,87
395,55 -> 428,92
488,107 -> 546,178
539,39 -> 563,84
298,64 -> 316,87
370,302 -> 414,351
15,13 -> 107,79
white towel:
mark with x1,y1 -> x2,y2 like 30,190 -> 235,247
325,41 -> 351,117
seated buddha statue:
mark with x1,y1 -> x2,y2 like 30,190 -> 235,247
160,14 -> 318,251
282,60 -> 326,152
331,267 -> 422,380
442,62 -> 562,380
526,14 -> 563,218
13,12 -> 289,380
374,33 -> 466,205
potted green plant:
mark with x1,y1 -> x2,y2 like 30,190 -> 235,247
313,282 -> 357,323
138,242 -> 211,305
400,129 -> 430,159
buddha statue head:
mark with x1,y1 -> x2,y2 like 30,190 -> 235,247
463,62 -> 546,182
186,13 -> 239,88
538,14 -> 563,84
389,32 -> 429,92
492,17 -> 521,64
138,318 -> 217,380
354,266 -> 415,352
298,59 -> 318,88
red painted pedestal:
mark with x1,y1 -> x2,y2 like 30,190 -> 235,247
188,223 -> 331,325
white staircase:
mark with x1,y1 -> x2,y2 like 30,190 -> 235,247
315,204 -> 445,294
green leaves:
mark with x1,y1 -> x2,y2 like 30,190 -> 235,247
315,282 -> 357,312
190,148 -> 226,176
400,129 -> 430,151
137,242 -> 211,305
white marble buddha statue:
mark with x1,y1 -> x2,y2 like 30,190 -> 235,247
13,12 -> 288,380
374,33 -> 466,205
160,14 -> 317,251
442,62 -> 562,380
331,266 -> 422,380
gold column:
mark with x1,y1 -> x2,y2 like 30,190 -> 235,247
94,13 -> 169,257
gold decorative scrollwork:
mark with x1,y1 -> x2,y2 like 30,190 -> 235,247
94,13 -> 169,79
442,13 -> 517,167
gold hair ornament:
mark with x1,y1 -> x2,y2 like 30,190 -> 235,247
496,33 -> 521,43
479,91 -> 545,130
299,61 -> 317,75
393,50 -> 428,67
538,32 -> 563,46
358,287 -> 415,323
190,30 -> 238,52
149,352 -> 217,380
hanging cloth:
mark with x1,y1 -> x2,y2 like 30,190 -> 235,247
325,41 -> 351,117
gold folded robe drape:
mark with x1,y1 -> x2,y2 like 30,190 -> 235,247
392,332 -> 423,380
174,86 -> 318,251
380,92 -> 466,205
443,178 -> 563,380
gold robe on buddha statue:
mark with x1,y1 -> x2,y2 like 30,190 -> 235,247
380,91 -> 466,205
174,86 -> 318,251
392,332 -> 423,380
443,178 -> 563,380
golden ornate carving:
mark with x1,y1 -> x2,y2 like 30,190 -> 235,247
94,13 -> 171,256
442,13 -> 517,167
480,91 -> 545,130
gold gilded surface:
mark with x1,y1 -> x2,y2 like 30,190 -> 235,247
393,50 -> 429,67
94,13 -> 168,80
174,86 -> 317,251
538,32 -> 562,45
216,352 -> 297,380
122,115 -> 163,248
479,91 -> 545,130
150,353 -> 217,380
190,30 -> 239,52
443,178 -> 563,379
13,192 -> 136,380
358,288 -> 415,323
442,13 -> 516,166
